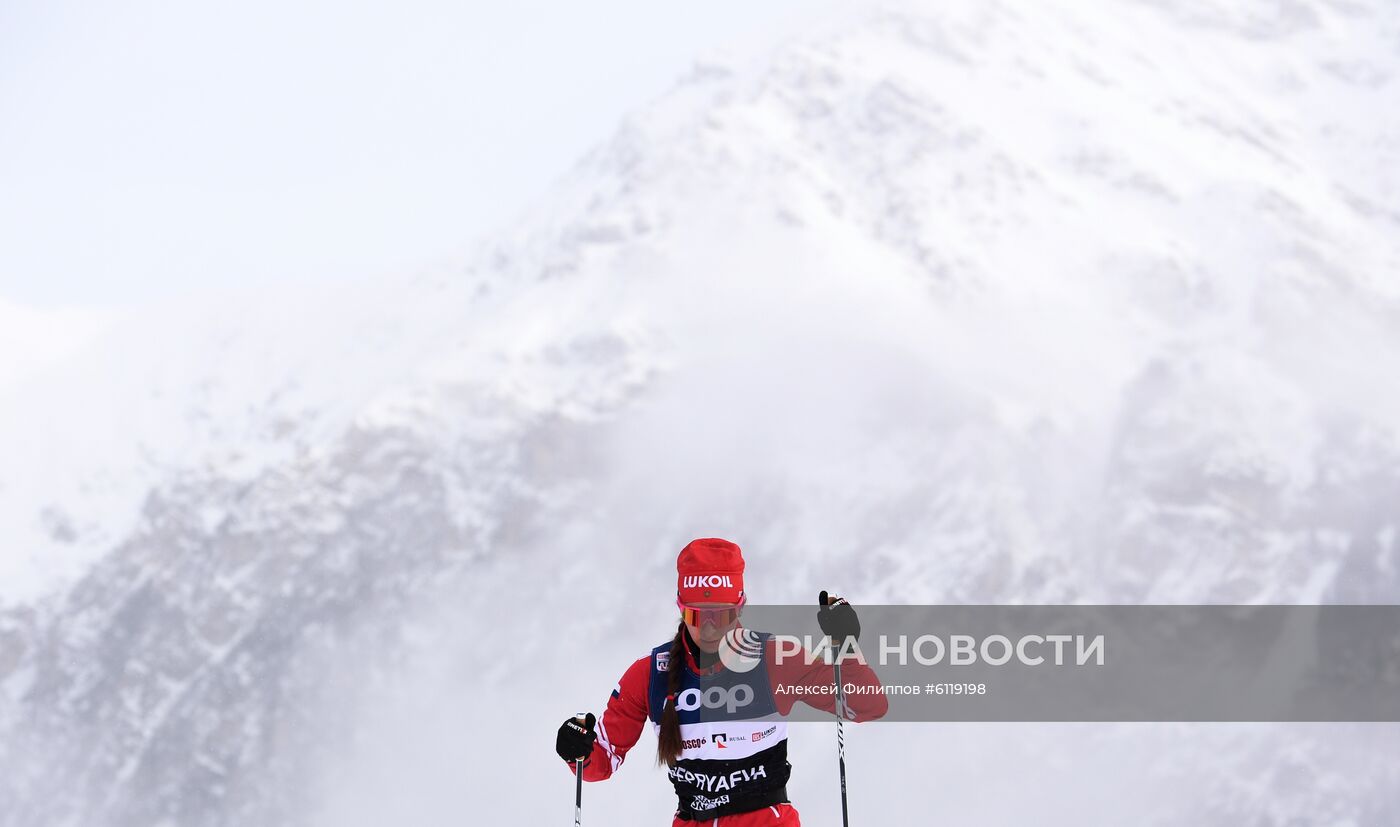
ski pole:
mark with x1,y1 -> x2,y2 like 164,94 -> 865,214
834,650 -> 850,827
569,711 -> 594,826
820,591 -> 852,827
574,757 -> 584,827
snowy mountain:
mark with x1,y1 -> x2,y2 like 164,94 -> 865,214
3,1 -> 1399,824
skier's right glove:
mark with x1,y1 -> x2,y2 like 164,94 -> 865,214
555,713 -> 597,764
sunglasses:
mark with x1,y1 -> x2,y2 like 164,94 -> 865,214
677,595 -> 746,626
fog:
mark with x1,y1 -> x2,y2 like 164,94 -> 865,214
2,1 -> 1399,825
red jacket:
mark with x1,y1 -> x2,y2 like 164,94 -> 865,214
566,626 -> 886,819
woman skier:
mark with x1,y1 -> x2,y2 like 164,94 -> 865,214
554,537 -> 887,825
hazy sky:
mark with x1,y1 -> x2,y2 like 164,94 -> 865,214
0,0 -> 808,308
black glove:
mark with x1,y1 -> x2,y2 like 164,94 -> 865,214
818,590 -> 861,645
555,713 -> 596,763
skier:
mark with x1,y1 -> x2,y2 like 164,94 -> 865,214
554,538 -> 887,825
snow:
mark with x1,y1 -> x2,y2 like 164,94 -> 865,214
1,1 -> 1399,824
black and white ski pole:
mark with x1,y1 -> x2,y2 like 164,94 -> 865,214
570,712 -> 594,827
834,658 -> 850,827
574,756 -> 583,827
820,591 -> 852,827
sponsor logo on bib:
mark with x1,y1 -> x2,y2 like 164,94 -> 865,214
691,794 -> 731,811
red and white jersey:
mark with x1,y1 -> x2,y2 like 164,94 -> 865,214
565,626 -> 887,820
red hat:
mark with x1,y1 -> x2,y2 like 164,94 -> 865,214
676,538 -> 745,604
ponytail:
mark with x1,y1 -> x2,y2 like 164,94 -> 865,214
655,621 -> 687,767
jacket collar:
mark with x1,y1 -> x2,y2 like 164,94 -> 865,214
680,623 -> 742,675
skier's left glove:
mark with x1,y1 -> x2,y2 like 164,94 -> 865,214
817,590 -> 861,645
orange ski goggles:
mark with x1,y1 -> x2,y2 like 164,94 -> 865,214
677,595 -> 746,626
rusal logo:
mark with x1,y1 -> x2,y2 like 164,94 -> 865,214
682,575 -> 733,588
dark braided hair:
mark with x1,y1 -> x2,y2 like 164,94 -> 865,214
655,621 -> 688,767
